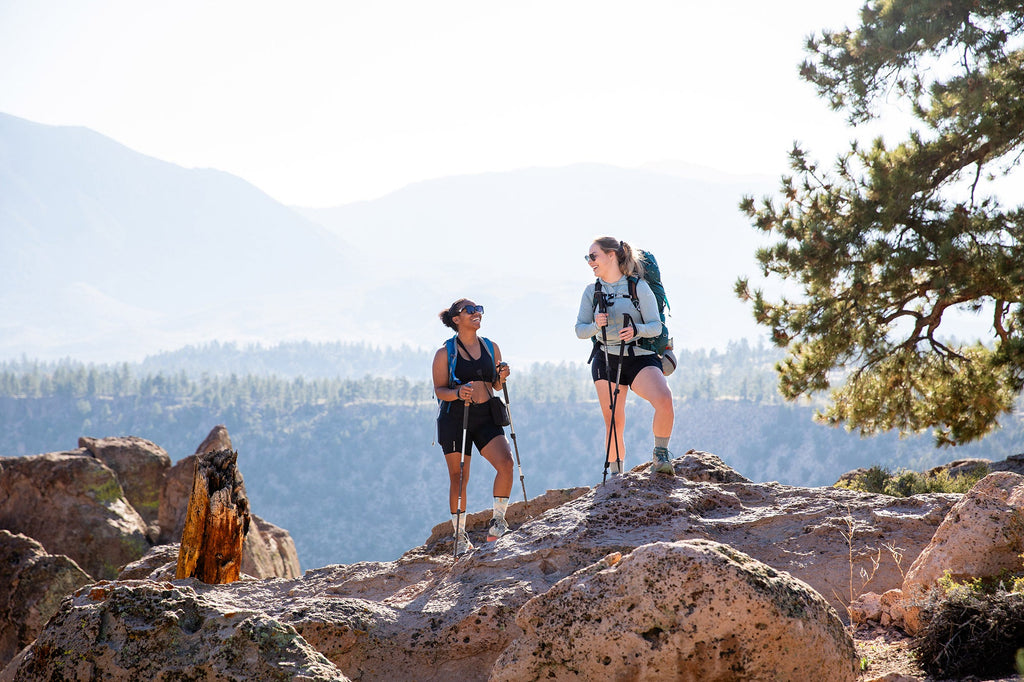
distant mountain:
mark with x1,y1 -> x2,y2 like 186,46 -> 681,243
0,113 -> 350,360
299,163 -> 779,364
1,111 -> 778,364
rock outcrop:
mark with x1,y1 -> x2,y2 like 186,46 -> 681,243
78,435 -> 170,532
0,531 -> 92,665
0,581 -> 349,682
117,543 -> 180,581
901,471 -> 1024,634
0,426 -> 303,670
157,454 -> 198,544
0,450 -> 150,580
195,424 -> 233,455
490,539 -> 858,681
5,451 -> 961,681
243,514 -> 301,579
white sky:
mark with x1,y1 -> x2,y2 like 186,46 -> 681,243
0,0 -> 889,207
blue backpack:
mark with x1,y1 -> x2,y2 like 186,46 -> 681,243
438,335 -> 496,412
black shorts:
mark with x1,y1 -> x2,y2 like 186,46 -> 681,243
437,401 -> 505,456
591,350 -> 663,386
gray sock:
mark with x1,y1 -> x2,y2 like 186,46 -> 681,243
654,436 -> 670,450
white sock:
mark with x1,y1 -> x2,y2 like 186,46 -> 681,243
492,496 -> 509,519
451,513 -> 466,534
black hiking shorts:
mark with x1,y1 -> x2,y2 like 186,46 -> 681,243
591,350 -> 662,386
437,401 -> 504,456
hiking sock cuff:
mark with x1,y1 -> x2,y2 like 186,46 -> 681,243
654,436 -> 670,450
493,496 -> 509,519
452,513 -> 466,533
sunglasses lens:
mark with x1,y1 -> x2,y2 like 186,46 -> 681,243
460,305 -> 484,314
585,253 -> 598,262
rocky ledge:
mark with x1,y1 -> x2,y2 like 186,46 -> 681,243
3,448 -> 1023,681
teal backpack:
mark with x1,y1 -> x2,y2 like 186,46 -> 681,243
593,249 -> 671,356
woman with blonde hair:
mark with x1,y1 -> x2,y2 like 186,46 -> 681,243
575,237 -> 675,477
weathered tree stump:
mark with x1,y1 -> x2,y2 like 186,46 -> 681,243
175,449 -> 250,583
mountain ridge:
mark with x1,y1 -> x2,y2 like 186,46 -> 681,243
2,111 -> 777,363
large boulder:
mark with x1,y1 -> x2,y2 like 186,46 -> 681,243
79,436 -> 170,531
901,471 -> 1024,634
991,453 -> 1024,476
195,424 -> 234,455
670,449 -> 752,483
0,451 -> 150,580
243,515 -> 301,579
0,580 -> 349,682
117,543 -> 181,581
490,540 -> 858,681
157,454 -> 195,544
0,530 -> 92,666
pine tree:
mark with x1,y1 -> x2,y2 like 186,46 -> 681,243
736,2 -> 1024,445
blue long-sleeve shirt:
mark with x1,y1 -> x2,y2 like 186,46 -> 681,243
575,275 -> 661,356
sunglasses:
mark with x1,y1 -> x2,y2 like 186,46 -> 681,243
584,253 -> 600,262
458,305 -> 485,315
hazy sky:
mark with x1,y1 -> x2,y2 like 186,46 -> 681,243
0,1 -> 889,207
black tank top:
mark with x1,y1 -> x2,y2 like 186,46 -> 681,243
454,338 -> 496,384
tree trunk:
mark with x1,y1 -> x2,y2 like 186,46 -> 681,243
175,449 -> 250,583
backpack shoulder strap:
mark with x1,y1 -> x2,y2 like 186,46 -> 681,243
448,336 -> 498,385
444,336 -> 459,388
480,337 -> 495,362
626,275 -> 644,322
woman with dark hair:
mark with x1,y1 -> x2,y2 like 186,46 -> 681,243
575,236 -> 675,477
432,298 -> 513,555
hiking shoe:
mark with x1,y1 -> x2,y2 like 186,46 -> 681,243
652,447 -> 675,475
455,530 -> 474,556
486,517 -> 509,542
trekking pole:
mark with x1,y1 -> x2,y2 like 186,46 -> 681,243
597,292 -> 616,483
502,382 -> 529,517
454,388 -> 470,559
603,314 -> 629,483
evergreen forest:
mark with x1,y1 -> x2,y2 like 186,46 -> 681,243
2,340 -> 1022,570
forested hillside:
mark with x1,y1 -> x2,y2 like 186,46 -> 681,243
2,341 -> 1022,570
